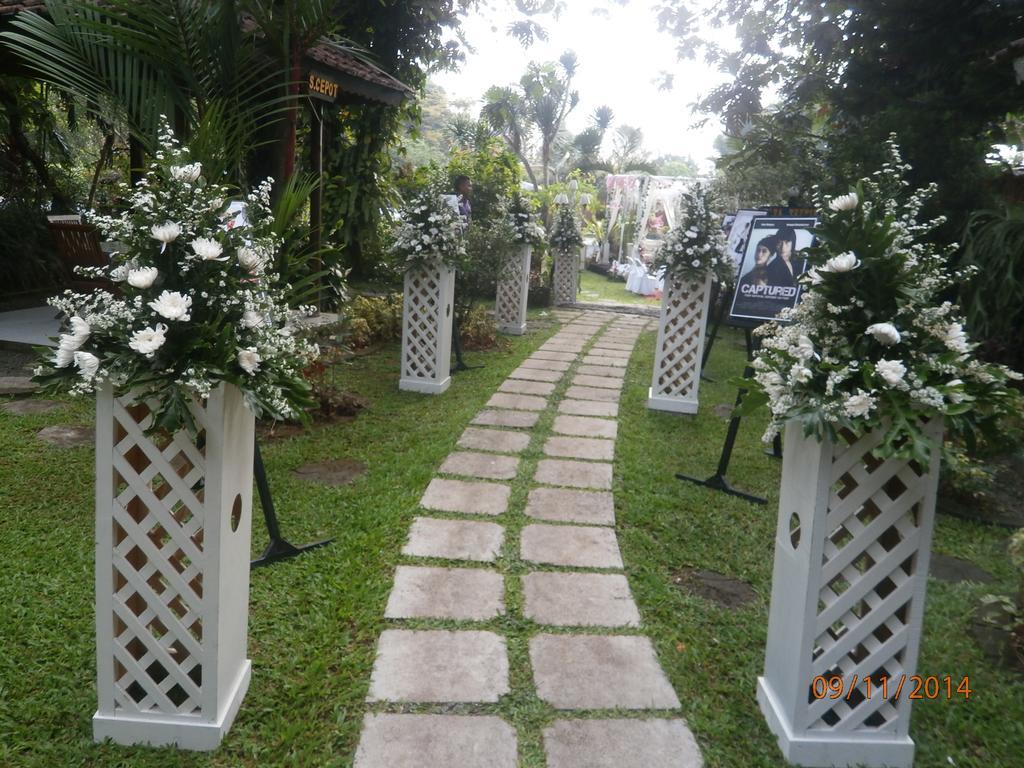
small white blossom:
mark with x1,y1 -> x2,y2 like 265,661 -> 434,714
127,266 -> 158,289
149,290 -> 192,321
866,322 -> 901,346
237,347 -> 261,375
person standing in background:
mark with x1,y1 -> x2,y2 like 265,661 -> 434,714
454,175 -> 473,221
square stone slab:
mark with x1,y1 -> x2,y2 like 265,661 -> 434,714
386,566 -> 504,621
576,365 -> 626,379
473,409 -> 539,429
367,630 -> 509,703
403,517 -> 504,561
565,385 -> 620,403
440,451 -> 519,481
509,367 -> 563,383
543,719 -> 701,768
525,487 -> 615,525
572,375 -> 624,391
559,399 -> 619,418
521,524 -> 623,568
520,357 -> 572,372
533,350 -> 578,362
500,379 -> 556,396
355,714 -> 517,768
582,355 -> 628,368
529,635 -> 680,709
523,572 -> 640,627
458,427 -> 531,454
486,393 -> 548,412
553,415 -> 618,440
535,458 -> 612,490
421,478 -> 510,516
544,436 -> 615,462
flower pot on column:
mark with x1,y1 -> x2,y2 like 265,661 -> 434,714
495,245 -> 531,335
647,274 -> 713,414
553,248 -> 578,306
399,262 -> 455,394
757,418 -> 943,768
93,383 -> 255,751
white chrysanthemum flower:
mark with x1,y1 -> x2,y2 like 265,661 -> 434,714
170,162 -> 201,182
790,363 -> 813,384
875,358 -> 907,387
191,237 -> 225,261
942,322 -> 969,354
828,192 -> 859,212
149,290 -> 192,321
866,322 -> 901,346
128,323 -> 168,358
53,345 -> 75,368
237,246 -> 265,274
109,264 -> 130,282
794,334 -> 816,360
74,350 -> 100,380
151,222 -> 181,246
241,310 -> 265,329
843,389 -> 875,418
127,266 -> 158,289
64,315 -> 91,347
823,251 -> 860,272
237,347 -> 261,375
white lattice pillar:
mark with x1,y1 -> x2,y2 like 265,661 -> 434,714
646,274 -> 712,414
757,419 -> 943,768
399,262 -> 455,394
495,245 -> 531,335
553,248 -> 578,305
93,383 -> 255,750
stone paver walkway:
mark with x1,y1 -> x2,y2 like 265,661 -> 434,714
354,309 -> 702,767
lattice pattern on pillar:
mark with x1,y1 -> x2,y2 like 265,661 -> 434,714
495,253 -> 524,329
651,278 -> 706,399
402,267 -> 443,382
553,250 -> 577,305
801,425 -> 932,733
107,396 -> 209,716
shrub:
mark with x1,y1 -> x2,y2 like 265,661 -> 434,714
459,304 -> 498,350
344,294 -> 403,350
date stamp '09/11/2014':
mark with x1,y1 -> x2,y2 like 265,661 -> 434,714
811,675 -> 973,702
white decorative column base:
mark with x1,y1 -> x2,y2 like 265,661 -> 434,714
646,274 -> 712,414
553,249 -> 578,306
496,244 -> 531,335
758,419 -> 943,768
93,383 -> 255,751
399,263 -> 455,394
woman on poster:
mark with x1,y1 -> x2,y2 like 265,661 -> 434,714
765,225 -> 802,287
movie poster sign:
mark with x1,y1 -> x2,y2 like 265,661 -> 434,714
729,216 -> 818,324
724,209 -> 765,273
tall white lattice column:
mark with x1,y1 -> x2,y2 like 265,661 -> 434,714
553,248 -> 579,305
757,419 -> 943,768
495,244 -> 531,335
646,274 -> 712,414
399,262 -> 455,394
93,383 -> 255,750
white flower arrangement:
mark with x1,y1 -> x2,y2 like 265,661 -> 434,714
506,191 -> 545,246
549,204 -> 584,253
390,183 -> 466,272
985,143 -> 1024,174
653,183 -> 734,285
745,137 -> 1022,461
33,120 -> 317,434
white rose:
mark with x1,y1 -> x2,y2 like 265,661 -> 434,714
866,322 -> 901,346
823,251 -> 860,273
790,363 -> 813,384
190,237 -> 226,261
170,162 -> 202,182
74,350 -> 100,380
151,222 -> 181,246
241,310 -> 265,329
828,192 -> 859,212
149,290 -> 192,321
128,323 -> 168,358
127,266 -> 158,289
843,389 -> 875,418
237,347 -> 261,375
237,246 -> 265,274
875,358 -> 906,387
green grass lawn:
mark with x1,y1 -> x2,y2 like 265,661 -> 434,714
0,318 -> 1020,767
578,268 -> 661,307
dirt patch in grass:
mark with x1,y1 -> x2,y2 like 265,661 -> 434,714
672,567 -> 758,609
292,458 -> 368,486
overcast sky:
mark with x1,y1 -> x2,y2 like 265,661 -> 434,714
433,0 -> 734,171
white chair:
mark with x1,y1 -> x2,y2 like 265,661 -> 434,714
47,214 -> 83,224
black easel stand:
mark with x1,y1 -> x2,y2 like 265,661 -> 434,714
451,311 -> 483,373
251,441 -> 333,569
699,282 -> 733,382
676,326 -> 767,505
765,433 -> 783,459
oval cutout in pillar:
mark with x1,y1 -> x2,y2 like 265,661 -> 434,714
230,494 -> 243,533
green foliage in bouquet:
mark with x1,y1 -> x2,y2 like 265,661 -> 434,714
390,180 -> 466,273
743,138 -> 1022,461
32,122 -> 318,435
653,182 -> 734,285
549,203 -> 583,253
